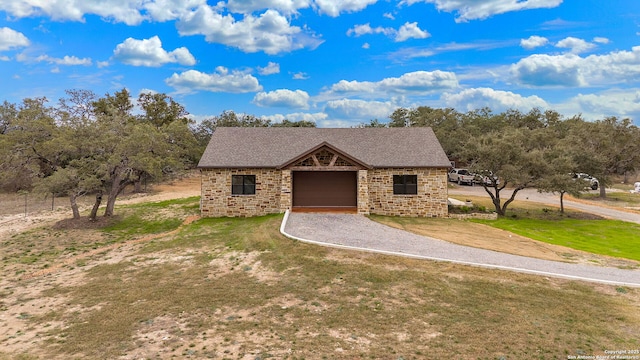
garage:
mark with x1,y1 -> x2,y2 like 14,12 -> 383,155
292,171 -> 357,208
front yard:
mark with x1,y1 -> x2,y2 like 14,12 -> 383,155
1,196 -> 639,359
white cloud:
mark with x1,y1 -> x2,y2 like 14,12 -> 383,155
292,72 -> 309,80
362,42 -> 370,49
258,62 -> 280,75
511,53 -> 586,87
329,80 -> 375,93
313,0 -> 378,17
512,46 -> 640,87
253,89 -> 310,109
324,98 -> 397,120
165,68 -> 263,94
0,0 -> 205,25
593,37 -> 610,44
555,37 -> 595,54
404,0 -> 562,22
0,27 -> 30,51
347,21 -> 429,42
539,18 -> 583,30
347,23 -> 394,37
520,35 -> 548,50
326,70 -> 458,97
142,0 -> 205,21
442,88 -> 548,112
557,89 -> 640,121
395,22 -> 430,42
263,112 -> 327,124
383,12 -> 395,20
389,40 -> 513,60
226,0 -> 311,15
379,71 -> 458,92
177,6 -> 322,54
0,0 -> 145,25
112,36 -> 196,67
34,54 -> 92,66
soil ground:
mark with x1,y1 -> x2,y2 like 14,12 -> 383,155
1,176 -> 637,358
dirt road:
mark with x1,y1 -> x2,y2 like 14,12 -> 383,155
449,186 -> 640,224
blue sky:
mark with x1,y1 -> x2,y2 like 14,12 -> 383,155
1,0 -> 639,127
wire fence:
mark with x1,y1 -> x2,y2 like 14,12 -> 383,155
0,192 -> 89,218
0,171 -> 199,222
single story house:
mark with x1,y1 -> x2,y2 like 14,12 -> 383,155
198,127 -> 451,217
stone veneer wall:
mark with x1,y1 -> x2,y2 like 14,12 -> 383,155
201,168 -> 282,217
357,170 -> 370,215
280,170 -> 292,212
367,168 -> 448,217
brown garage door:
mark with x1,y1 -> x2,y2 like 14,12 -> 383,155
293,171 -> 357,207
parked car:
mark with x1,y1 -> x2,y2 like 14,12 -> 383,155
474,171 -> 500,187
448,168 -> 475,185
573,173 -> 599,190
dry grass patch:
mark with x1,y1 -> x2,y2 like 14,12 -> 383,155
2,198 -> 640,359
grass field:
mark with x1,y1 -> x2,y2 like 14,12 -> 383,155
1,197 -> 639,359
472,217 -> 640,262
449,194 -> 640,262
577,191 -> 640,209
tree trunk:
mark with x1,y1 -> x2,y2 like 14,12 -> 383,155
599,183 -> 606,199
104,189 -> 118,217
483,184 -> 504,216
104,169 -> 123,217
559,191 -> 565,214
89,191 -> 102,221
104,178 -> 129,217
70,194 -> 80,219
492,197 -> 504,216
134,179 -> 142,193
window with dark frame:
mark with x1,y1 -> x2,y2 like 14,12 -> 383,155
393,175 -> 418,195
232,175 -> 256,195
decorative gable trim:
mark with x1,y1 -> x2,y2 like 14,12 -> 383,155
277,142 -> 372,170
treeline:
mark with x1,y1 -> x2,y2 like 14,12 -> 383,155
361,107 -> 640,214
0,89 -> 314,219
2,88 -> 639,218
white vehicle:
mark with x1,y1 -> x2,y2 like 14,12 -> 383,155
473,171 -> 500,187
448,168 -> 475,185
573,173 -> 599,190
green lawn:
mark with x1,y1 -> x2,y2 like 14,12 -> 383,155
578,191 -> 640,207
473,217 -> 640,261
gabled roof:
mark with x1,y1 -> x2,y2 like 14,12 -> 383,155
197,127 -> 451,169
276,142 -> 372,170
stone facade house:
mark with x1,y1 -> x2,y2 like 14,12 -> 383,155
198,127 -> 451,217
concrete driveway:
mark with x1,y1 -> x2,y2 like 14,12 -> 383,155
281,211 -> 640,287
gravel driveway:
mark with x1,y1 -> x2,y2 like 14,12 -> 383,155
281,212 -> 640,287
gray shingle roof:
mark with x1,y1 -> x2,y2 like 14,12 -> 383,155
197,127 -> 451,168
